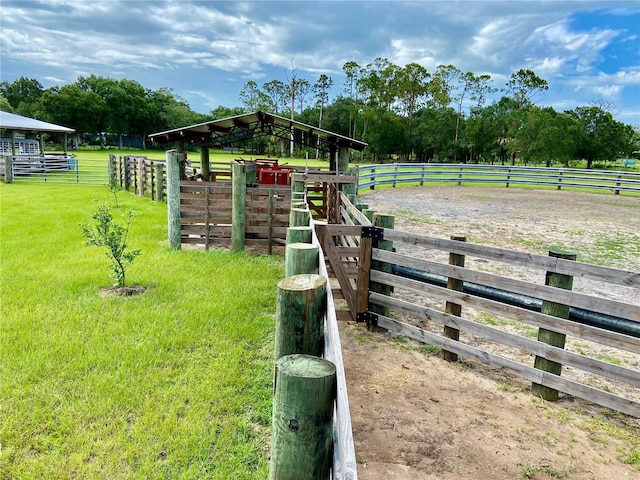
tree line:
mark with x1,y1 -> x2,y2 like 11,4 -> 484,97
1,60 -> 637,168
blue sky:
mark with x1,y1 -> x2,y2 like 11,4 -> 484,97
1,0 -> 639,126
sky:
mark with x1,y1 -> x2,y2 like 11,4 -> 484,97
1,0 -> 639,126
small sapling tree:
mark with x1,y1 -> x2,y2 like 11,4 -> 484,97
108,178 -> 122,208
81,202 -> 141,288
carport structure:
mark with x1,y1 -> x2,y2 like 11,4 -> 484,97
148,110 -> 367,176
0,110 -> 75,155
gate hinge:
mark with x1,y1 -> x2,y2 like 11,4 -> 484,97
361,226 -> 383,240
356,311 -> 378,324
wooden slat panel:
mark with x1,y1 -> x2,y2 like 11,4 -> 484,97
293,173 -> 356,184
370,270 -> 640,353
376,315 -> 640,417
340,192 -> 372,226
369,292 -> 640,387
383,229 -> 640,288
373,249 -> 640,321
318,225 -> 356,316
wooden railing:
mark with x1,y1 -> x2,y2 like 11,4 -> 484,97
323,193 -> 640,418
357,163 -> 640,195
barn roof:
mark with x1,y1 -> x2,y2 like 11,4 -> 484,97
0,110 -> 75,133
148,110 -> 367,153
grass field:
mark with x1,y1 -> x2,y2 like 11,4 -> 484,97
0,183 -> 283,478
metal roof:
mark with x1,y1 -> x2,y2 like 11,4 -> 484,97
0,110 -> 75,133
148,110 -> 367,152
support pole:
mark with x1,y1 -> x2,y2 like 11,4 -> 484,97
285,243 -> 319,277
166,149 -> 181,250
3,155 -> 13,184
200,146 -> 210,181
137,157 -> 146,197
442,235 -> 466,362
275,274 -> 327,360
231,161 -> 246,252
270,354 -> 336,480
108,154 -> 116,182
532,249 -> 576,401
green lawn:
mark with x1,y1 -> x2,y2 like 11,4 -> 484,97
0,183 -> 283,479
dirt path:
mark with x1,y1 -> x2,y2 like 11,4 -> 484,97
340,186 -> 640,480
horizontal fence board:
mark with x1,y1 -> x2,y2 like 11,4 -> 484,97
369,292 -> 640,387
370,270 -> 640,354
373,249 -> 639,321
382,228 -> 639,286
376,315 -> 640,417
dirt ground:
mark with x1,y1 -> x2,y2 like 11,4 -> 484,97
339,186 -> 640,480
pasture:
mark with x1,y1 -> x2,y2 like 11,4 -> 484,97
0,183 -> 282,479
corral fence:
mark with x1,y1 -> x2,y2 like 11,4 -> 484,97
357,163 -> 640,195
0,154 -> 109,184
319,191 -> 640,417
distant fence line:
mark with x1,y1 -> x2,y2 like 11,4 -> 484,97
357,163 -> 640,195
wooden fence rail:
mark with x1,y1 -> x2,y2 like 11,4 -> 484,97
323,193 -> 640,418
357,163 -> 640,195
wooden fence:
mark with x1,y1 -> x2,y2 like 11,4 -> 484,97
357,163 -> 640,195
179,182 -> 292,249
320,192 -> 640,417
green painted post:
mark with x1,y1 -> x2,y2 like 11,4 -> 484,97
289,207 -> 310,227
231,161 -> 246,252
274,274 -> 327,360
532,250 -> 577,401
286,226 -> 313,244
285,243 -> 319,277
200,146 -> 210,181
270,354 -> 336,480
166,149 -> 181,250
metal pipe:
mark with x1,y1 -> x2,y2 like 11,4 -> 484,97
392,265 -> 640,338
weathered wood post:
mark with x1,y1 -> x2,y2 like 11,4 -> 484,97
370,167 -> 376,190
166,149 -> 181,250
532,249 -> 577,401
137,157 -> 146,197
368,213 -> 394,331
124,156 -> 131,191
108,154 -> 116,182
154,163 -> 164,202
286,226 -> 313,245
231,161 -> 246,253
3,155 -> 13,184
270,354 -> 336,480
275,274 -> 327,360
200,146 -> 210,181
442,235 -> 466,362
285,243 -> 319,277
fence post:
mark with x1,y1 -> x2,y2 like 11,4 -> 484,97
166,149 -> 181,250
285,243 -> 319,277
137,157 -> 146,197
557,170 -> 563,190
204,186 -> 211,251
457,166 -> 463,186
506,167 -> 511,188
420,163 -> 425,186
3,156 -> 13,183
155,163 -> 164,202
370,167 -> 376,190
108,154 -> 116,182
124,156 -> 131,191
442,235 -> 466,362
270,354 -> 336,480
286,226 -> 313,244
231,161 -> 246,253
368,213 -> 394,331
275,274 -> 327,360
290,207 -> 310,227
532,249 -> 576,401
392,163 -> 398,188
615,174 -> 621,195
